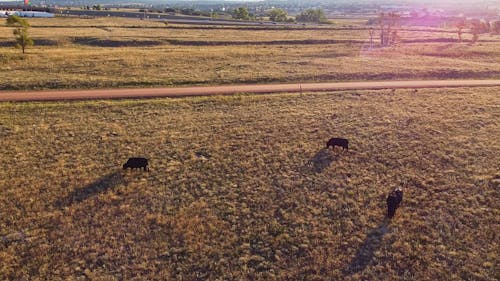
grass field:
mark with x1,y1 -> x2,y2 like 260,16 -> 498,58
0,17 -> 499,90
0,88 -> 498,280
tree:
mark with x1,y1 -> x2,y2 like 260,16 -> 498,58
6,15 -> 33,54
469,19 -> 490,44
456,18 -> 466,42
471,25 -> 479,44
296,8 -> 326,23
232,7 -> 250,20
492,21 -> 500,35
268,8 -> 288,22
369,28 -> 375,48
378,12 -> 400,47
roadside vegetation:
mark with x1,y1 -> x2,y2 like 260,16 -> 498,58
0,17 -> 499,90
0,88 -> 498,280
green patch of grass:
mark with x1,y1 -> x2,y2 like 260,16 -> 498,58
0,88 -> 498,280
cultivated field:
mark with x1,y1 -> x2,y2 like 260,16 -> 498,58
0,88 -> 498,280
0,17 -> 499,90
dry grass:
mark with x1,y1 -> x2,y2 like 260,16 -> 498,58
0,87 -> 498,280
0,17 -> 499,90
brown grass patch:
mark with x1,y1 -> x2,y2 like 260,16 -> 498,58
0,17 -> 499,90
0,88 -> 498,280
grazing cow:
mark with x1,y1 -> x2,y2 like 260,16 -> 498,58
326,137 -> 349,151
387,187 -> 403,218
123,157 -> 149,171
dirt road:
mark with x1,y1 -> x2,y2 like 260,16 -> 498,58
1,80 -> 499,102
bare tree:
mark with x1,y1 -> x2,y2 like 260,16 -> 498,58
390,30 -> 400,45
469,20 -> 489,44
369,28 -> 375,48
456,18 -> 466,42
492,21 -> 500,35
378,12 -> 400,47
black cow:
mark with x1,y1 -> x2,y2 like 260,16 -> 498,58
386,187 -> 403,218
326,137 -> 349,151
123,157 -> 149,171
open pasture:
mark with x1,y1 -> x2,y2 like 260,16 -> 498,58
0,17 -> 499,90
0,88 -> 498,280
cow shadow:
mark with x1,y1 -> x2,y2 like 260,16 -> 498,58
345,218 -> 390,274
307,148 -> 339,173
56,171 -> 123,207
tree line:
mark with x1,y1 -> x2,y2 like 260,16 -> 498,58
367,13 -> 500,48
232,7 -> 329,24
456,18 -> 499,43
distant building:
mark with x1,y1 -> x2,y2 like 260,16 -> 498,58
0,10 -> 10,17
0,10 -> 54,18
380,5 -> 411,12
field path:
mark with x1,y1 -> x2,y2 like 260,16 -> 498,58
1,80 -> 499,102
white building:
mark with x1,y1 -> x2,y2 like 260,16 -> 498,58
0,10 -> 54,18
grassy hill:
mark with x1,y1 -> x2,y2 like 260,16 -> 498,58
0,88 -> 498,280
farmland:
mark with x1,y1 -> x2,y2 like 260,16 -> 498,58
0,87 -> 498,280
0,17 -> 499,90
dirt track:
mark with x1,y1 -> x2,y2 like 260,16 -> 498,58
1,80 -> 499,102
